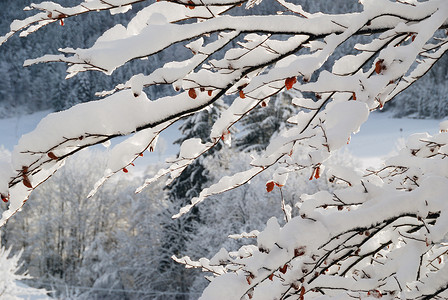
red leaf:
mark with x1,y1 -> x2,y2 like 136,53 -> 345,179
279,264 -> 288,274
1,194 -> 8,203
299,286 -> 305,300
220,130 -> 230,141
266,181 -> 275,193
375,59 -> 384,74
294,246 -> 306,257
285,77 -> 297,90
60,19 -> 64,26
314,167 -> 320,179
352,92 -> 356,100
239,90 -> 245,99
248,290 -> 253,299
123,168 -> 129,173
186,0 -> 195,9
208,90 -> 212,96
309,167 -> 320,180
23,176 -> 32,189
367,290 -> 382,298
246,273 -> 255,285
268,274 -> 274,281
48,152 -> 58,160
188,88 -> 197,99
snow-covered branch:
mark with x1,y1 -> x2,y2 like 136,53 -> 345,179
0,0 -> 447,224
192,129 -> 448,299
1,1 -> 448,297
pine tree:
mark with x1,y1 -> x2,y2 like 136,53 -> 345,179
236,92 -> 297,152
156,100 -> 226,299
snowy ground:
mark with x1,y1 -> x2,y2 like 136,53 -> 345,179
0,110 -> 442,170
346,112 -> 441,168
16,282 -> 51,300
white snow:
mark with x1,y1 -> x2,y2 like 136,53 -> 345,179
0,110 -> 442,172
0,110 -> 181,171
345,112 -> 441,169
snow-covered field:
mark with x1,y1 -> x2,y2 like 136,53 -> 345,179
0,110 -> 442,170
346,112 -> 441,168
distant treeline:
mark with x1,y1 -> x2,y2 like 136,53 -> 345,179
0,0 -> 446,119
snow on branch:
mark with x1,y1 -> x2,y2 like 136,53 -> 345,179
190,130 -> 448,299
1,4 -> 448,298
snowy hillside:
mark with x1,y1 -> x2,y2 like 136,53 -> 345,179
346,112 -> 441,168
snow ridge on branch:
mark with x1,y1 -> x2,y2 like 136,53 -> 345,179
1,3 -> 448,298
182,129 -> 448,299
0,0 -> 447,225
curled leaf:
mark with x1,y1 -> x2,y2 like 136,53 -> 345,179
48,152 -> 58,160
186,0 -> 195,9
23,176 -> 32,189
375,59 -> 384,74
188,88 -> 197,99
279,264 -> 288,274
314,167 -> 320,179
266,181 -> 275,192
285,77 -> 297,90
1,194 -> 8,203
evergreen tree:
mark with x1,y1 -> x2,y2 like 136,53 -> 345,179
157,101 -> 226,299
236,92 -> 297,152
0,61 -> 12,116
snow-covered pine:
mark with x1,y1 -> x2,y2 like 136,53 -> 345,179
154,99 -> 227,297
235,92 -> 297,153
